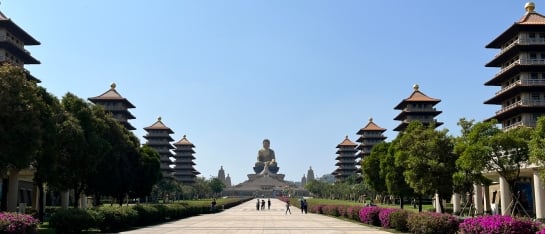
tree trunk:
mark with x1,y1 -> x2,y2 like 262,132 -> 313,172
73,187 -> 80,209
438,194 -> 444,213
418,195 -> 423,212
38,183 -> 45,222
399,195 -> 404,209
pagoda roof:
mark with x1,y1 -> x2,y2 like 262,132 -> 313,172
336,136 -> 357,148
0,11 -> 40,45
144,117 -> 174,133
356,118 -> 386,134
173,135 -> 195,147
487,2 -> 545,48
88,83 -> 136,108
394,84 -> 440,109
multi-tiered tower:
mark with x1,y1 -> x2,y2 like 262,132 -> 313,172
88,83 -> 136,130
332,136 -> 358,182
307,166 -> 315,182
484,2 -> 545,130
172,135 -> 199,184
144,117 -> 175,178
0,11 -> 40,82
356,118 -> 387,162
393,84 -> 442,132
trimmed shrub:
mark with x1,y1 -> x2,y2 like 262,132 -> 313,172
389,209 -> 409,232
359,206 -> 381,226
0,212 -> 39,234
407,212 -> 460,234
346,206 -> 363,221
310,204 -> 324,214
378,208 -> 397,228
337,205 -> 348,218
321,205 -> 340,216
459,215 -> 541,234
96,206 -> 138,233
49,208 -> 97,234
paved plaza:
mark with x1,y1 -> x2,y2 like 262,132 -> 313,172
121,198 -> 394,234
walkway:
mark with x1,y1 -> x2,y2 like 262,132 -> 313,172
121,198 -> 394,234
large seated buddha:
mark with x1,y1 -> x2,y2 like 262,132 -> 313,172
253,139 -> 279,174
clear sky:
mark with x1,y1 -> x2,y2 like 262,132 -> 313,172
2,1 -> 535,184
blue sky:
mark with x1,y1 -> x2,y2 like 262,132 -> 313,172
3,1 -> 534,184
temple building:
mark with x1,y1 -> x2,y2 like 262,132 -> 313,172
478,1 -> 545,218
307,166 -> 315,182
172,135 -> 200,184
356,118 -> 387,163
144,117 -> 175,178
217,166 -> 231,187
88,83 -> 136,130
0,11 -> 40,82
225,174 -> 232,187
0,10 -> 40,212
301,174 -> 307,187
331,136 -> 358,182
393,84 -> 442,132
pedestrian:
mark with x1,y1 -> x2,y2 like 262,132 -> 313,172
300,199 -> 304,214
303,199 -> 308,214
211,198 -> 217,212
256,199 -> 260,211
261,199 -> 265,210
267,198 -> 271,210
285,200 -> 291,214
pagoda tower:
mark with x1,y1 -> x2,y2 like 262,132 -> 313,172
172,135 -> 200,184
144,117 -> 175,178
307,166 -> 315,182
88,83 -> 136,130
218,166 -> 226,184
0,11 -> 40,82
356,118 -> 387,162
484,2 -> 545,130
393,84 -> 443,132
225,174 -> 232,187
332,136 -> 358,182
301,174 -> 307,187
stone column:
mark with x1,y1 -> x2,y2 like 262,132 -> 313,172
60,191 -> 69,209
435,193 -> 441,213
6,169 -> 19,212
533,169 -> 545,219
79,194 -> 87,209
500,176 -> 512,215
474,184 -> 483,215
452,193 -> 461,214
483,185 -> 491,214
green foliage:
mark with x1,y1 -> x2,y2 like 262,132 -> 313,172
209,177 -> 226,196
407,212 -> 460,234
389,209 -> 409,232
361,142 -> 388,194
95,206 -> 138,233
530,116 -> 545,183
49,208 -> 97,234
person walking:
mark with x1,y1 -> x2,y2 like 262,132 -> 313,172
267,198 -> 271,210
285,200 -> 291,214
300,199 -> 305,214
261,199 -> 265,210
303,199 -> 308,214
256,199 -> 260,211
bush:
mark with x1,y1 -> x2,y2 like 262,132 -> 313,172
389,209 -> 409,232
459,215 -> 541,234
310,204 -> 324,214
0,212 -> 39,234
337,205 -> 348,218
407,212 -> 460,234
96,206 -> 138,233
321,205 -> 340,216
378,208 -> 397,228
49,208 -> 97,234
359,206 -> 381,226
346,206 -> 363,221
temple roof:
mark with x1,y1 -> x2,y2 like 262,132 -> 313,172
144,117 -> 174,133
88,83 -> 136,108
336,136 -> 357,148
394,84 -> 440,109
486,2 -> 545,48
0,11 -> 40,45
174,135 -> 195,147
356,117 -> 386,134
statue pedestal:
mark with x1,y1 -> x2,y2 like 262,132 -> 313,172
247,173 -> 285,181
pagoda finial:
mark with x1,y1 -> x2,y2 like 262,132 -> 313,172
157,116 -> 162,121
369,117 -> 373,122
413,84 -> 419,91
525,2 -> 536,12
110,82 -> 116,89
183,134 -> 187,138
345,135 -> 349,139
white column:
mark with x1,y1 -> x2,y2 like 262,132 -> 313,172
79,194 -> 87,208
474,184 -> 483,215
61,191 -> 69,209
533,170 -> 545,219
6,169 -> 19,212
435,193 -> 441,213
483,185 -> 491,214
500,176 -> 512,215
32,185 -> 39,210
452,193 -> 461,214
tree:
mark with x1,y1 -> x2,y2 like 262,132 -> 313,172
396,121 -> 456,213
458,119 -> 532,214
530,116 -> 545,183
209,178 -> 226,197
382,137 -> 414,210
130,145 -> 161,200
362,142 -> 388,196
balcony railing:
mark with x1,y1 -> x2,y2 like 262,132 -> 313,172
502,120 -> 537,131
496,79 -> 545,95
496,99 -> 545,115
495,59 -> 545,77
496,38 -> 545,57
